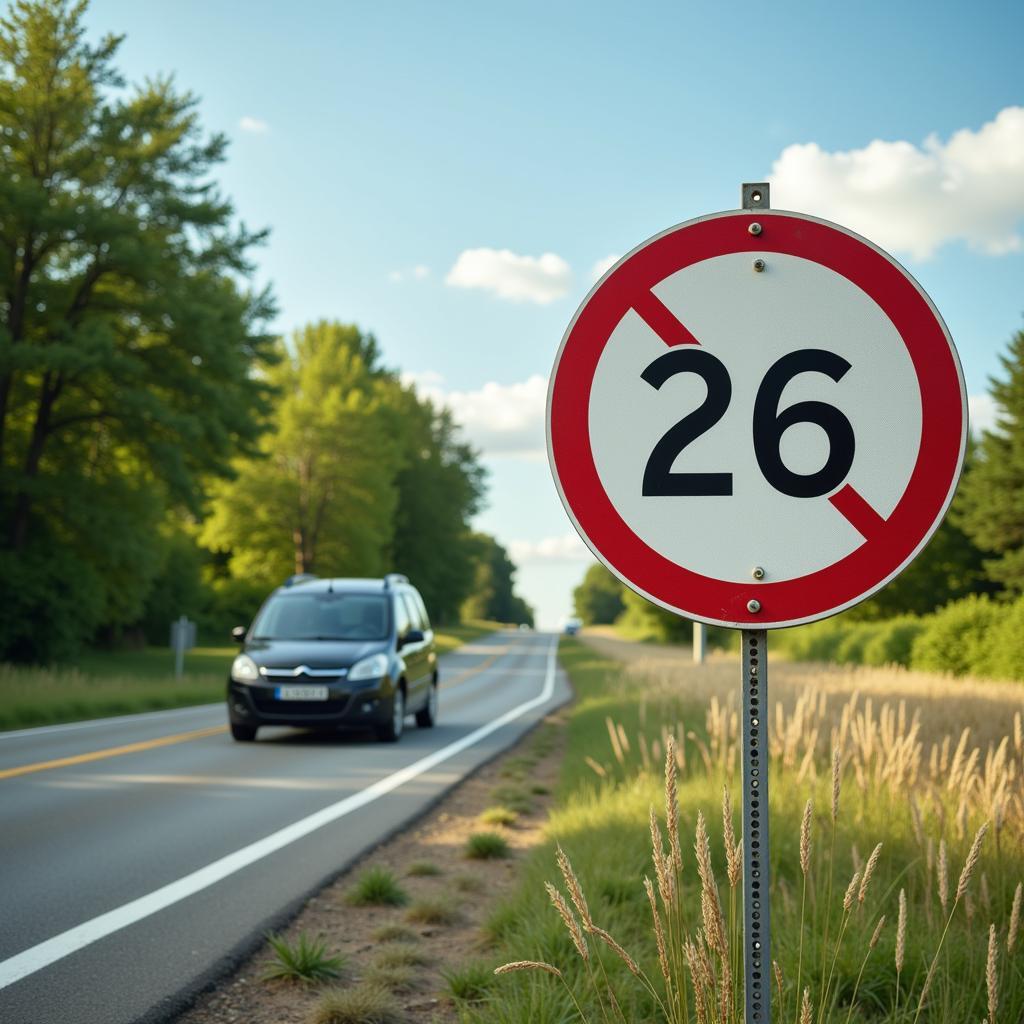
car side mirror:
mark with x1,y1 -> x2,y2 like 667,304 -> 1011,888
231,625 -> 247,644
400,629 -> 424,648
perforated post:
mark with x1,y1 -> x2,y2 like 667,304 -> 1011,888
742,629 -> 771,1023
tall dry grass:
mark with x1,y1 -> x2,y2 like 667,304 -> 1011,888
493,638 -> 1024,1022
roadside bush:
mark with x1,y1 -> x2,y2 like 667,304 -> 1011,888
909,593 -> 1000,676
976,594 -> 1024,680
775,618 -> 848,662
859,614 -> 924,666
834,621 -> 886,664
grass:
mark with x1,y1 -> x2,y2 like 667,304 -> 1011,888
370,923 -> 419,943
0,646 -> 235,730
261,931 -> 346,984
406,897 -> 462,926
480,805 -> 520,827
443,960 -> 495,1002
363,963 -> 418,993
373,943 -> 432,968
466,831 -> 510,860
471,638 -> 1024,1023
490,784 -> 534,814
310,984 -> 403,1024
345,866 -> 409,907
407,860 -> 442,876
452,873 -> 486,894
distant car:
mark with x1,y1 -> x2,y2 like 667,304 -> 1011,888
226,574 -> 437,743
564,617 -> 582,636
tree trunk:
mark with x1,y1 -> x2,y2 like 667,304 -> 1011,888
8,372 -> 60,550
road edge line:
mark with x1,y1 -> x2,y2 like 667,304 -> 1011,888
0,638 -> 559,990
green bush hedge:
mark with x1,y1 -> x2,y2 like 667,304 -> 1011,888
775,594 -> 1024,681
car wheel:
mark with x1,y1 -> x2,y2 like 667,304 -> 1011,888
378,687 -> 405,743
415,682 -> 438,728
230,722 -> 257,742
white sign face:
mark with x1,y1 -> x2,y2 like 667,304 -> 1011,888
548,211 -> 967,628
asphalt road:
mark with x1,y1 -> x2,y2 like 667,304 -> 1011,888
0,630 -> 569,1024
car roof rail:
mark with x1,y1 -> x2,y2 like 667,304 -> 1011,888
283,573 -> 318,588
383,573 -> 409,589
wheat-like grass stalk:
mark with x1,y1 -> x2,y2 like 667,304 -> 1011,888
831,747 -> 842,822
545,882 -> 588,961
858,842 -> 883,905
722,784 -> 740,889
956,822 -> 989,902
650,805 -> 674,909
495,960 -> 563,977
593,927 -> 641,977
665,735 -> 683,876
799,798 -> 813,877
987,922 -> 998,1024
1008,881 -> 1021,954
557,845 -> 593,931
844,870 -> 861,912
800,985 -> 812,1024
896,888 -> 907,972
644,876 -> 671,987
938,839 -> 949,915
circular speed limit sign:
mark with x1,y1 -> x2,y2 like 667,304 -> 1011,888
547,209 -> 967,628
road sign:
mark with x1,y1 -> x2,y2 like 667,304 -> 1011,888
548,208 -> 967,629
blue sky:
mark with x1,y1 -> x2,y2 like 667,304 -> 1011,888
86,0 -> 1024,628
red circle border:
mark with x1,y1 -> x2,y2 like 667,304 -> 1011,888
548,211 -> 967,628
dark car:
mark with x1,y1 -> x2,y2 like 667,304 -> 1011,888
226,574 -> 438,743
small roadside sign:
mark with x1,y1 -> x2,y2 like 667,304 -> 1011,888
547,207 -> 967,629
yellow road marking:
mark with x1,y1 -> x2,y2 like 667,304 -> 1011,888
441,647 -> 506,690
0,725 -> 228,781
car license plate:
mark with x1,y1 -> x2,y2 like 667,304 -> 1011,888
274,685 -> 329,701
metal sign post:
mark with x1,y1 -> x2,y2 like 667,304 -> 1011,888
740,183 -> 772,1024
170,615 -> 196,680
693,621 -> 706,664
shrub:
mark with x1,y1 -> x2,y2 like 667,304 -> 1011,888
261,932 -> 345,984
406,898 -> 461,926
406,861 -> 441,877
370,924 -> 418,943
465,832 -> 509,859
345,866 -> 408,907
443,960 -> 494,1002
479,805 -> 518,827
977,594 -> 1024,680
910,593 -> 1000,676
861,615 -> 925,667
310,984 -> 402,1024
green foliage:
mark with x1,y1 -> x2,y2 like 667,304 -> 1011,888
443,960 -> 495,1002
860,615 -> 925,667
479,805 -> 519,827
957,324 -> 1024,592
465,831 -> 510,859
0,0 -> 275,660
261,931 -> 345,984
345,866 -> 409,907
573,563 -> 624,625
461,533 -> 534,625
909,593 -> 1001,675
405,861 -> 441,877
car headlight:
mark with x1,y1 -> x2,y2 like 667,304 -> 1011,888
231,654 -> 260,682
349,652 -> 388,682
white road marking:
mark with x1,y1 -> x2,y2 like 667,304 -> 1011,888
0,704 -> 219,741
0,639 -> 559,990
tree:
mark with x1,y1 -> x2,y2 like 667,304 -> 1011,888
461,533 -> 534,626
385,386 -> 486,623
573,563 -> 624,625
956,323 -> 1024,593
202,322 -> 400,586
0,0 -> 275,660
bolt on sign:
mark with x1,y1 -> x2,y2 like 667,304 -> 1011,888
547,188 -> 966,629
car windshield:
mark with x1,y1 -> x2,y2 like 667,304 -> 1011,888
251,593 -> 389,641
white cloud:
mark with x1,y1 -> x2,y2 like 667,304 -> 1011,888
404,371 -> 548,459
969,393 -> 998,436
508,532 -> 590,565
445,248 -> 571,304
238,116 -> 269,134
769,106 -> 1024,260
591,254 -> 620,281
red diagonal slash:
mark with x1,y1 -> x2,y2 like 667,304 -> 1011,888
632,290 -> 701,347
830,484 -> 887,541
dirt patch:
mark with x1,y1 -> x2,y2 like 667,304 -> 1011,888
172,710 -> 567,1024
